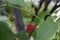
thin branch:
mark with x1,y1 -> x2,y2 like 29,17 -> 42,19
43,0 -> 51,11
32,0 -> 44,21
44,0 -> 60,21
32,0 -> 51,21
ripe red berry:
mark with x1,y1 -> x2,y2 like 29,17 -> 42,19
27,23 -> 35,33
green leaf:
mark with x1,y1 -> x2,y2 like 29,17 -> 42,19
33,11 -> 49,26
6,0 -> 25,6
35,17 -> 59,40
0,21 -> 16,40
33,11 -> 49,39
16,31 -> 29,40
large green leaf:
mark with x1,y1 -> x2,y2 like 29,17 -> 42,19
33,11 -> 49,39
0,21 -> 16,40
35,17 -> 60,40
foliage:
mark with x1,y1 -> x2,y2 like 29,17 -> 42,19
0,21 -> 16,40
35,17 -> 60,40
0,0 -> 60,40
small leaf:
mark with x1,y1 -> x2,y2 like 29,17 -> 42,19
33,11 -> 49,26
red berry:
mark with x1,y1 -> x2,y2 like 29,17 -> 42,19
27,23 -> 35,33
